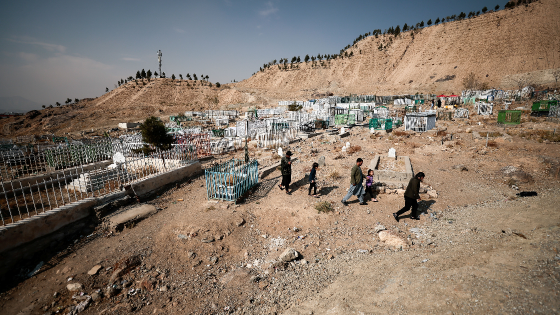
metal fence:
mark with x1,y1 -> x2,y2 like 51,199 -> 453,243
0,145 -> 196,226
205,159 -> 259,202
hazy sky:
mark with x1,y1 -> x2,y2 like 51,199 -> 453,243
0,0 -> 502,109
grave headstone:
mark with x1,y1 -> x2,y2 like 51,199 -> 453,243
318,156 -> 326,167
340,127 -> 345,135
388,148 -> 396,159
278,147 -> 284,157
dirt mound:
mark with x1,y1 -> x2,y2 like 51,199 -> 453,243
237,0 -> 560,97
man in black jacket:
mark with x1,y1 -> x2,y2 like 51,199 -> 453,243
393,172 -> 425,222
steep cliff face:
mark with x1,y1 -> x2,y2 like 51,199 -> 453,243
236,0 -> 560,97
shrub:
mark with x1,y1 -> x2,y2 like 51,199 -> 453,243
346,145 -> 362,154
315,201 -> 334,213
328,170 -> 340,180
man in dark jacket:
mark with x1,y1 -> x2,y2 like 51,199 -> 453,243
393,172 -> 425,222
279,151 -> 293,194
341,158 -> 367,206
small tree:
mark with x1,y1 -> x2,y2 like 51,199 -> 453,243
495,4 -> 500,10
137,116 -> 174,155
291,56 -> 297,63
193,74 -> 198,80
435,17 -> 440,24
216,82 -> 221,88
75,98 -> 79,103
482,6 -> 488,13
136,71 -> 141,79
172,74 -> 176,80
66,98 -> 71,105
297,56 -> 301,63
106,87 -> 109,92
147,69 -> 152,81
419,21 -> 424,27
427,19 -> 432,26
304,54 -> 310,63
141,69 -> 146,79
42,105 -> 46,108
56,102 -> 60,107
179,74 -> 183,80
154,71 -> 158,77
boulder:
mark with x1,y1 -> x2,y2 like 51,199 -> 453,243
378,231 -> 408,249
278,248 -> 299,262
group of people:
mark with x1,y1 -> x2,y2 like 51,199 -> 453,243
278,153 -> 426,222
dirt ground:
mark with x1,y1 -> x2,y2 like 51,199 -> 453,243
1,114 -> 560,315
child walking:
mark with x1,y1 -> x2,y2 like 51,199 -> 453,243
308,162 -> 319,197
365,169 -> 378,202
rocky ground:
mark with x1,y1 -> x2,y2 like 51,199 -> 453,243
1,113 -> 560,315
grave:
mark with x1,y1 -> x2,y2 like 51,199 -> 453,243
205,159 -> 259,202
497,110 -> 521,125
404,112 -> 436,132
368,155 -> 414,185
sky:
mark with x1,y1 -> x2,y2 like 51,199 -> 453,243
0,0 -> 505,110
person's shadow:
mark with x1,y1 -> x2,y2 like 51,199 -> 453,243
418,200 -> 436,215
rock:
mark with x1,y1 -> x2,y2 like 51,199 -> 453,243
88,265 -> 102,275
396,189 -> 406,196
318,156 -> 326,167
466,128 -> 472,133
327,254 -> 334,260
236,218 -> 246,226
452,164 -> 468,171
373,225 -> 386,233
378,231 -> 408,249
427,190 -> 438,199
278,248 -> 299,262
209,256 -> 219,264
177,234 -> 188,240
201,236 -> 215,243
105,285 -> 118,297
110,254 -> 142,284
66,283 -> 82,292
91,292 -> 102,302
108,204 -> 158,231
159,285 -> 168,292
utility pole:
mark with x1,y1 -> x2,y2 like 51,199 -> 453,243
157,50 -> 162,78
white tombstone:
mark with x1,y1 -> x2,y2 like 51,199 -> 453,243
341,146 -> 347,152
346,141 -> 350,148
388,148 -> 396,158
340,127 -> 345,134
113,152 -> 125,164
278,147 -> 284,157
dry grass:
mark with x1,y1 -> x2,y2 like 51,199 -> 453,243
436,130 -> 447,137
487,140 -> 498,147
346,145 -> 362,154
328,170 -> 340,180
392,130 -> 408,137
513,130 -> 560,142
315,201 -> 334,214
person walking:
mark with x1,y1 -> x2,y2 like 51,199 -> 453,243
279,150 -> 293,194
341,158 -> 367,206
308,162 -> 319,197
393,172 -> 425,222
365,169 -> 378,202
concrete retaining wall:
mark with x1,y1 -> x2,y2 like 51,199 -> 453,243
0,161 -> 201,280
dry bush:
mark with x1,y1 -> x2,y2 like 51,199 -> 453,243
487,140 -> 498,147
393,130 -> 407,137
333,154 -> 344,160
315,201 -> 334,214
407,142 -> 421,149
436,130 -> 447,137
346,145 -> 362,154
328,170 -> 340,180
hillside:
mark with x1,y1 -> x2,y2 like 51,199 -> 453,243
0,79 -> 264,136
236,0 -> 560,98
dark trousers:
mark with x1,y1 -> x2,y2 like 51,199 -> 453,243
308,182 -> 317,195
365,186 -> 375,199
282,174 -> 291,190
397,196 -> 418,218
